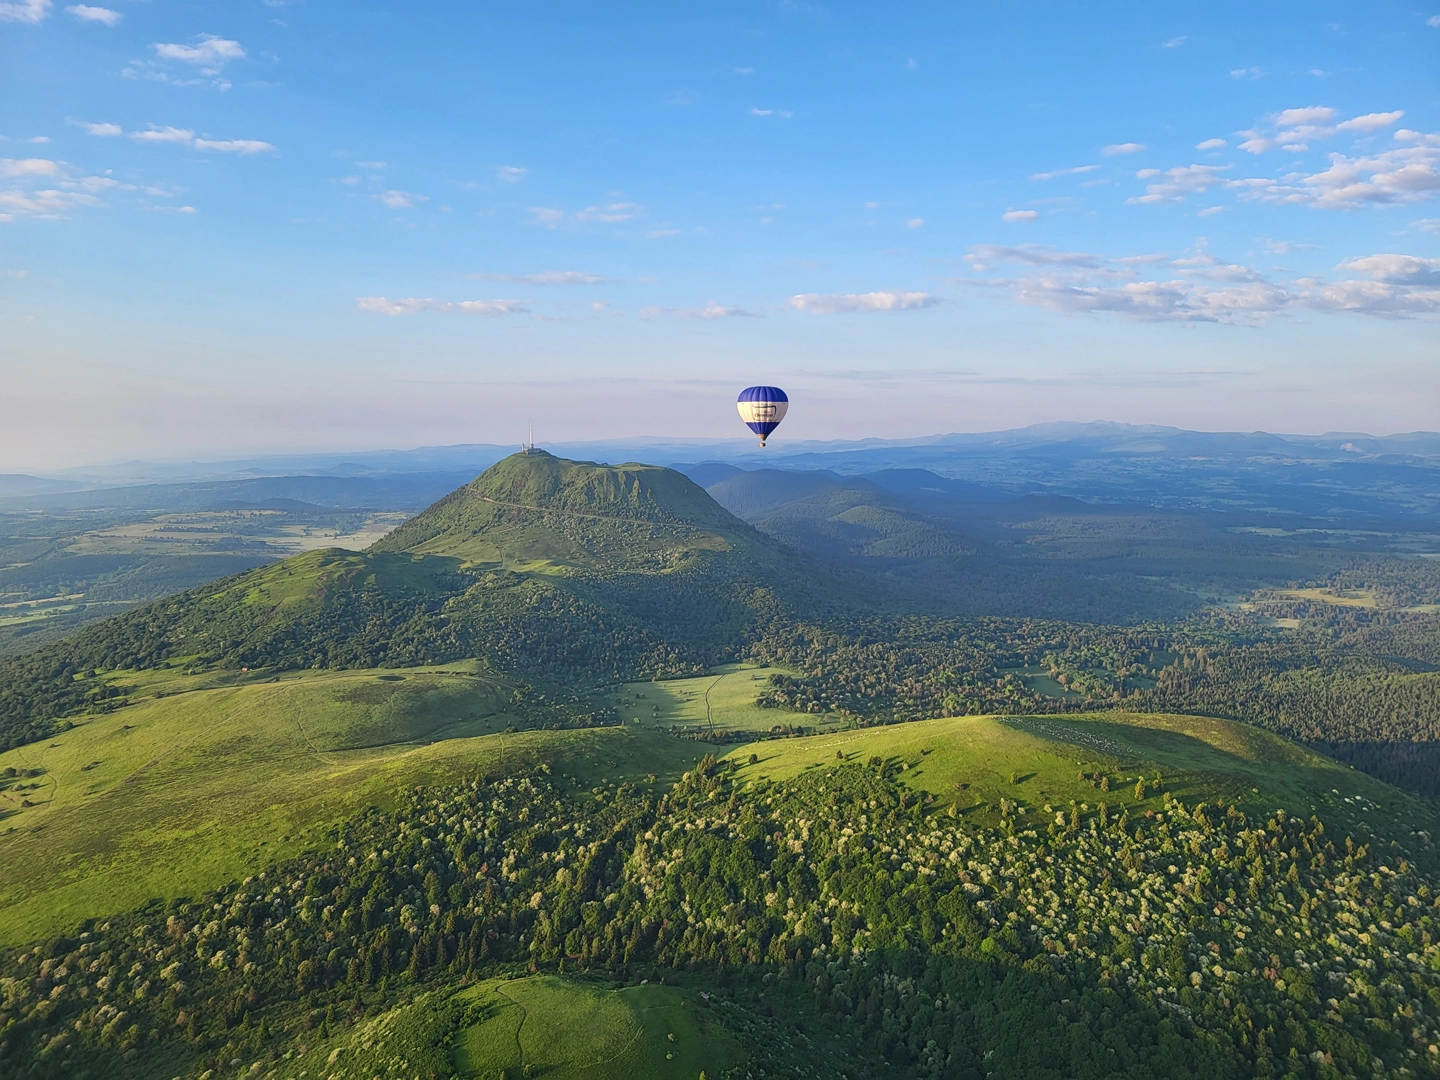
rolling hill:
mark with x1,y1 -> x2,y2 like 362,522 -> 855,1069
4,701 -> 1438,1079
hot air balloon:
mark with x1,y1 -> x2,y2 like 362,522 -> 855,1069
736,385 -> 788,447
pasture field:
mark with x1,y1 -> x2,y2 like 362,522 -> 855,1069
246,976 -> 746,1080
0,664 -> 708,943
725,711 -> 1440,846
608,663 -> 827,734
451,977 -> 745,1079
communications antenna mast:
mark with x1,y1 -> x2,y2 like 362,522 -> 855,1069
522,421 -> 535,455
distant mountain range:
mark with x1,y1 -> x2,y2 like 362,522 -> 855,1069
4,422 -> 1438,518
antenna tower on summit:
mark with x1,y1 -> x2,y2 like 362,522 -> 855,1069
522,421 -> 535,455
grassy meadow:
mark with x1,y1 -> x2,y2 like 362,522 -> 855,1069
724,710 -> 1438,847
607,663 -> 829,734
8,649 -> 1432,947
0,663 -> 713,943
451,977 -> 744,1079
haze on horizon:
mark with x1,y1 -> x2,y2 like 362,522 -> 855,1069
2,0 -> 1438,471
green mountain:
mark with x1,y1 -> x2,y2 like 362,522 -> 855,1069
375,450 -> 749,559
0,453 -> 806,752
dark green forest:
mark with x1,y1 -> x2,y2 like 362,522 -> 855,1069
5,760 -> 1438,1079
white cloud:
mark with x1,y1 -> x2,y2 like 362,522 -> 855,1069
527,207 -> 564,227
1230,128 -> 1440,208
357,297 -> 527,316
116,126 -> 277,153
66,174 -> 133,193
1429,14 -> 1440,26
153,35 -> 247,73
1127,164 -> 1229,204
1413,218 -> 1440,234
906,217 -> 924,228
356,161 -> 386,170
66,3 -> 119,24
193,138 -> 276,154
71,120 -> 123,137
789,291 -> 939,314
1230,66 -> 1265,80
0,189 -> 99,218
1160,35 -> 1188,48
1336,111 -> 1406,133
1030,164 -> 1099,181
1103,142 -> 1146,156
497,166 -> 526,183
961,242 -> 1440,322
966,245 -> 1101,270
0,0 -> 49,23
0,157 -> 131,220
749,108 -> 793,118
1001,209 -> 1038,222
1275,106 -> 1336,128
0,158 -> 61,178
1299,278 -> 1440,316
640,301 -> 758,320
132,126 -> 196,144
1196,138 -> 1227,151
645,228 -> 680,238
1338,253 -> 1440,285
1238,106 -> 1405,155
26,136 -> 50,144
576,202 -> 640,223
377,190 -> 425,209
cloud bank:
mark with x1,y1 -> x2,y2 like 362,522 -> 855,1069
789,291 -> 939,314
963,243 -> 1440,323
357,297 -> 527,316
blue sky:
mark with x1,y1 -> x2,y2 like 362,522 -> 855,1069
2,1 -> 1437,467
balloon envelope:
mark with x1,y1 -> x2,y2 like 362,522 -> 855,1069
736,386 -> 789,444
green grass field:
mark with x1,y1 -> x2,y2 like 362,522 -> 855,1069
452,976 -> 745,1080
7,647 -> 1435,949
607,663 -> 827,734
249,976 -> 744,1080
725,711 -> 1440,846
0,664 -> 712,944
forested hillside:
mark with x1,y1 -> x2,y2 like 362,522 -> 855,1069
4,751 -> 1438,1079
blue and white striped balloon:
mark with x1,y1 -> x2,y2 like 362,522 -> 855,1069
736,385 -> 789,446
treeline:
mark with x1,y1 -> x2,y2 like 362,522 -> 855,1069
3,762 -> 1437,1079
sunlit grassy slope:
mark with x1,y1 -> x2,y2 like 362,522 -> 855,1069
371,451 -> 765,573
242,975 -> 745,1080
726,711 -> 1440,845
607,663 -> 828,733
450,977 -> 745,1080
0,665 -> 708,944
7,649 -> 1435,947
